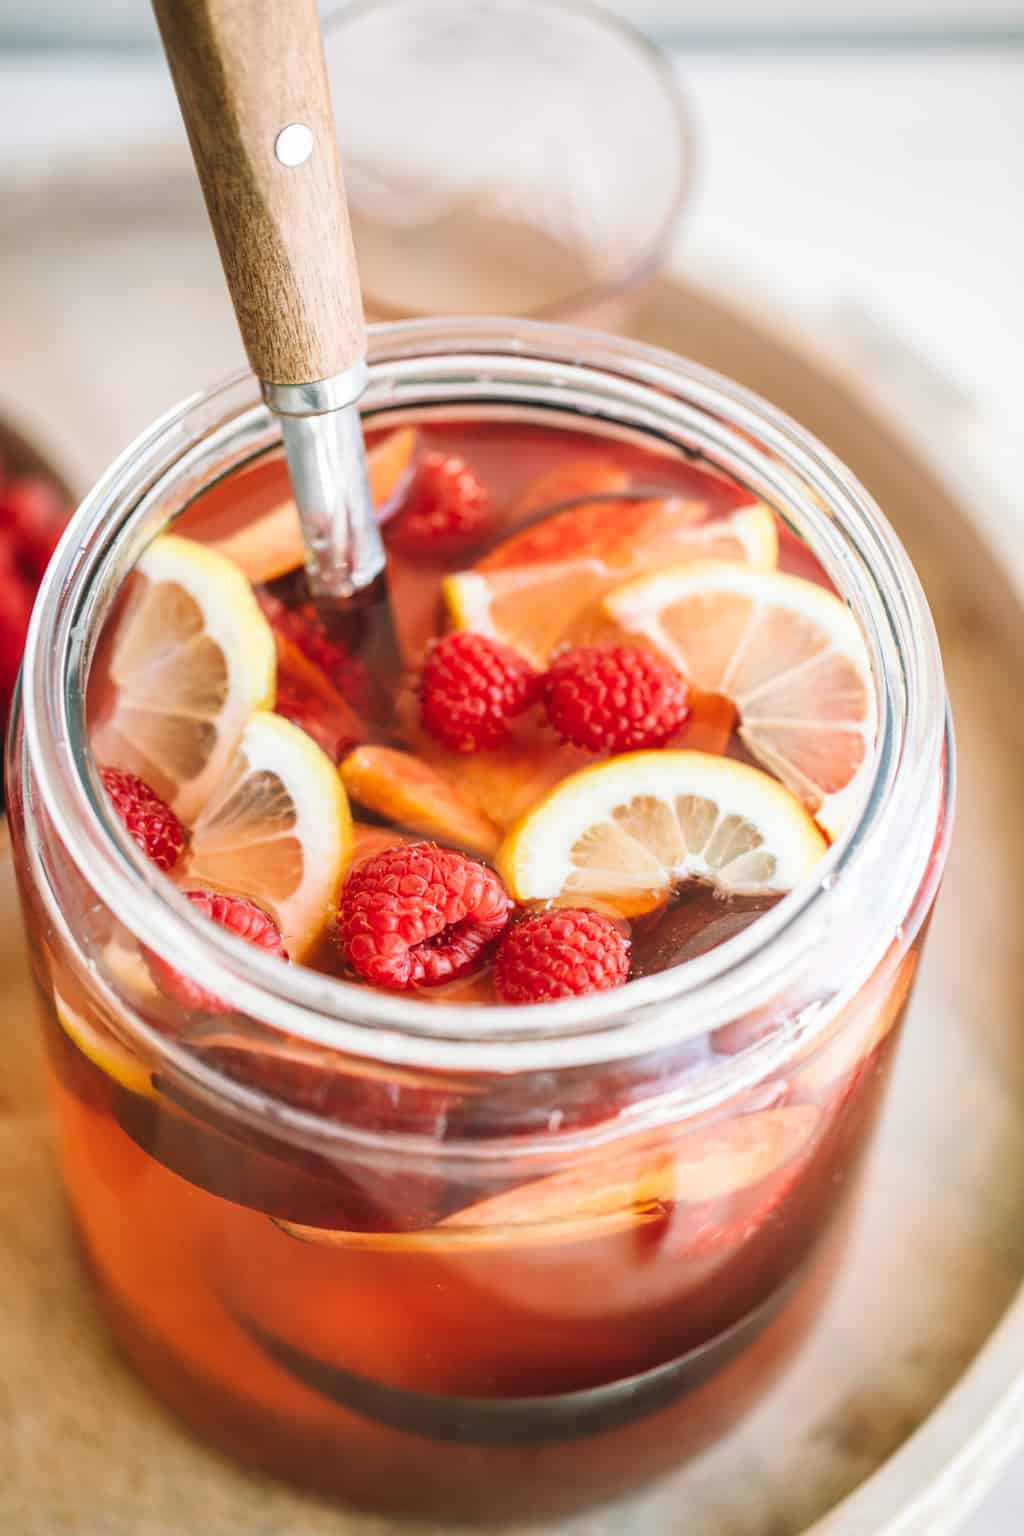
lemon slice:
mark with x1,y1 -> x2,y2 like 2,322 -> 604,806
443,500 -> 778,666
54,990 -> 153,1098
92,535 -> 276,822
275,1104 -> 819,1252
498,750 -> 827,917
184,711 -> 352,958
605,561 -> 876,840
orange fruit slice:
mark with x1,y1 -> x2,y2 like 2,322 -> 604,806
605,562 -> 876,839
339,745 -> 501,859
444,497 -> 777,666
193,426 -> 418,583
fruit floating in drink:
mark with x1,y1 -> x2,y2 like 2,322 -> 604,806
10,342 -> 950,1523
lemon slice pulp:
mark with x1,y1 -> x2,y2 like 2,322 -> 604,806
92,535 -> 276,822
605,560 -> 876,839
498,750 -> 827,917
184,711 -> 351,958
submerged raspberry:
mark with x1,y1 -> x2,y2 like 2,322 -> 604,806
274,676 -> 360,762
148,890 -> 288,1016
542,643 -> 690,754
387,452 -> 491,559
495,908 -> 631,1004
259,591 -> 379,718
101,768 -> 186,872
338,842 -> 510,991
420,630 -> 540,753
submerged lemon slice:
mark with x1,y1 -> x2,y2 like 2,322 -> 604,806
92,535 -> 276,823
605,561 -> 876,839
54,990 -> 153,1098
185,711 -> 351,958
497,750 -> 827,917
275,1104 -> 820,1252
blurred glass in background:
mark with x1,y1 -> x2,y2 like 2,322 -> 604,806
323,0 -> 693,323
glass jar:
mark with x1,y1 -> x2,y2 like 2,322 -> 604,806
7,321 -> 952,1524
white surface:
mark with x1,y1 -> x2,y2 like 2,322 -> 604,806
0,40 -> 1023,1534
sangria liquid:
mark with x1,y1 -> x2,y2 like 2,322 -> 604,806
13,394 -> 944,1523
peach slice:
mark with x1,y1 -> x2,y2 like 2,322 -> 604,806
191,427 -> 417,583
396,691 -> 591,830
339,745 -> 501,859
347,820 -> 420,872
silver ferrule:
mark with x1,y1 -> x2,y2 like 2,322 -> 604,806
262,362 -> 369,419
262,363 -> 385,601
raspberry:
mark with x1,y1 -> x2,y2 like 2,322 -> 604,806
0,566 -> 33,704
101,768 -> 186,872
494,908 -> 631,1004
542,643 -> 690,754
0,474 -> 68,582
420,631 -> 540,753
387,452 -> 491,559
338,842 -> 510,991
148,889 -> 288,1016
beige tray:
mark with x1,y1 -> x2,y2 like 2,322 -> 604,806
0,198 -> 1021,1532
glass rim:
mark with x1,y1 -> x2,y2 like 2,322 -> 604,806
319,0 -> 698,320
21,317 -> 949,1075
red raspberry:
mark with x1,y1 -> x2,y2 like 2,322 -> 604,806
101,768 -> 186,872
495,908 -> 631,1004
420,631 -> 540,753
542,643 -> 690,754
387,452 -> 491,559
148,889 -> 288,1016
0,474 -> 68,582
0,566 -> 33,704
338,842 -> 510,991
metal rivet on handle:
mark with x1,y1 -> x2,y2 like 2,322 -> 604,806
275,123 -> 314,167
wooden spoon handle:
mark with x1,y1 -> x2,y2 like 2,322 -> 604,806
152,0 -> 365,386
